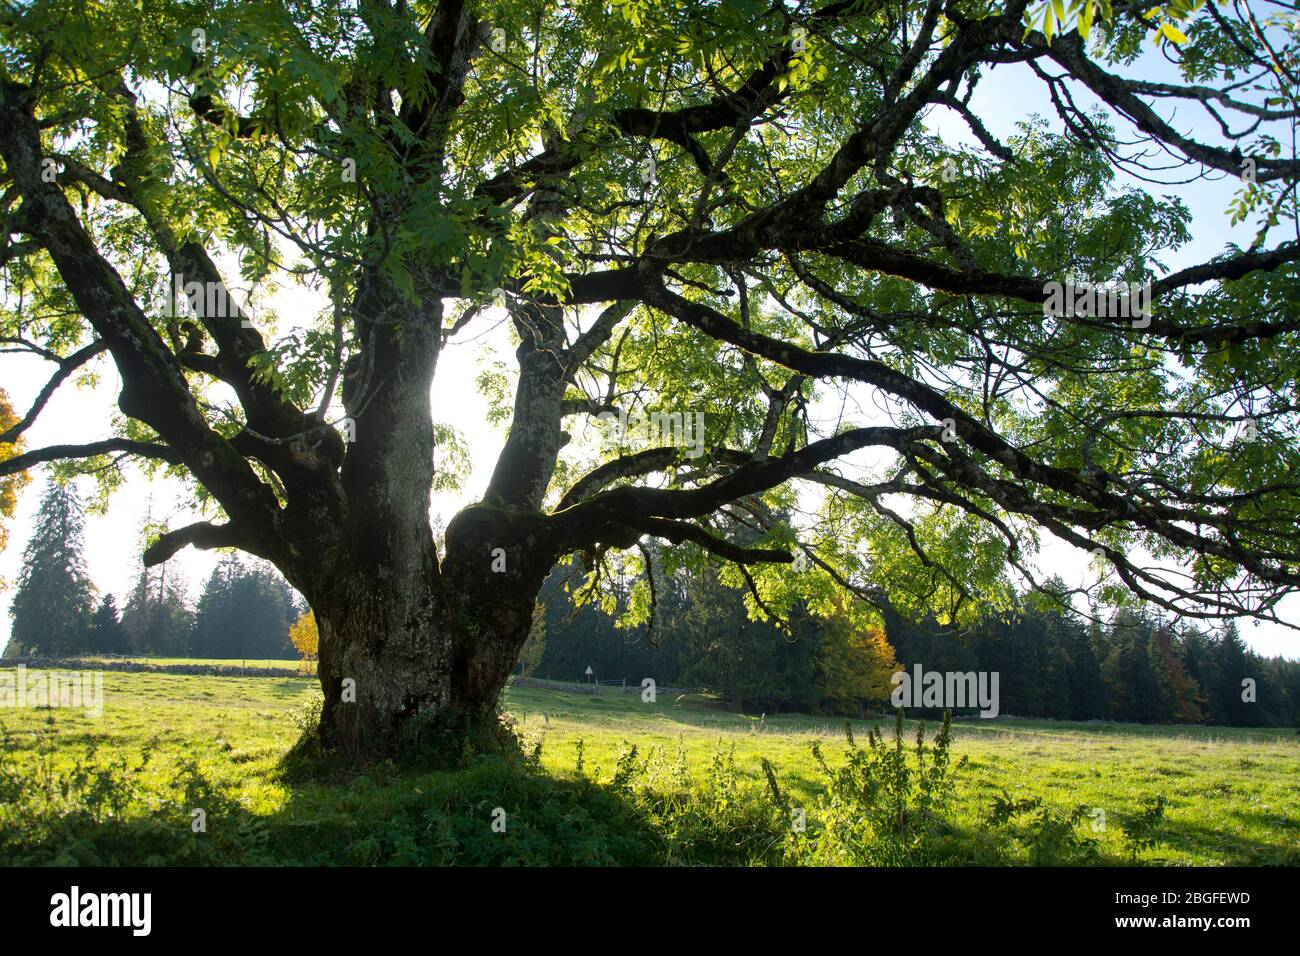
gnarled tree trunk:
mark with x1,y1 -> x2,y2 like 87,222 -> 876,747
309,475 -> 559,756
305,273 -> 562,756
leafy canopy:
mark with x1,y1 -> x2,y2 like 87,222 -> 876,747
0,0 -> 1297,639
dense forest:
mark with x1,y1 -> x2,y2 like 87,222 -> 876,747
527,559 -> 1300,728
6,480 -> 1300,728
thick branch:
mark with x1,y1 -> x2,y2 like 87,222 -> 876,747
142,520 -> 243,566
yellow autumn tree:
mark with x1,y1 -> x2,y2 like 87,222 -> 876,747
289,611 -> 319,673
816,595 -> 899,718
0,388 -> 33,588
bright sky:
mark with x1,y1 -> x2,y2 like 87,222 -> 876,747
2,33 -> 1297,659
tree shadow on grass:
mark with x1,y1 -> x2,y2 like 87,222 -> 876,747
7,711 -> 1291,867
1,731 -> 670,866
1148,811 -> 1300,866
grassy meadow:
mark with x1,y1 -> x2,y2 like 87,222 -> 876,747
1,664 -> 1296,866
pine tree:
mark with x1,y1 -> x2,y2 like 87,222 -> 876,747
87,594 -> 130,655
1018,594 -> 1076,720
9,480 -> 96,656
1065,615 -> 1109,720
190,555 -> 240,658
971,615 -> 1049,717
190,555 -> 296,659
1212,623 -> 1254,726
225,563 -> 296,658
533,561 -> 684,686
1247,655 -> 1291,727
121,556 -> 193,656
1151,626 -> 1204,722
675,567 -> 821,713
1177,626 -> 1219,720
116,497 -> 190,655
1101,611 -> 1169,722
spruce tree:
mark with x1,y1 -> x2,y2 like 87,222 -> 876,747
191,555 -> 297,659
87,594 -> 130,655
1066,616 -> 1109,721
1213,623 -> 1255,726
121,554 -> 193,656
9,480 -> 96,656
190,555 -> 239,659
1101,611 -> 1168,723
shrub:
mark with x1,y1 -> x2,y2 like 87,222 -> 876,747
782,709 -> 965,865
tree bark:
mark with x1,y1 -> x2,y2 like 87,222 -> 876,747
312,565 -> 542,757
311,498 -> 558,758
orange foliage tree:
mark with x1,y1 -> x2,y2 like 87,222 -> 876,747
816,595 -> 898,717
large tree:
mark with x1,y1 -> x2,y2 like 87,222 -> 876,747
1,0 -> 1298,757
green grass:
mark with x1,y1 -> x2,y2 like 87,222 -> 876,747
51,655 -> 310,671
1,668 -> 1296,866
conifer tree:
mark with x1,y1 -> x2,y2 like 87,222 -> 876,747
9,479 -> 96,656
87,593 -> 130,655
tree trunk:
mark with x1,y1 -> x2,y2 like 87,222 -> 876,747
295,269 -> 568,761
312,503 -> 557,759
313,574 -> 539,758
